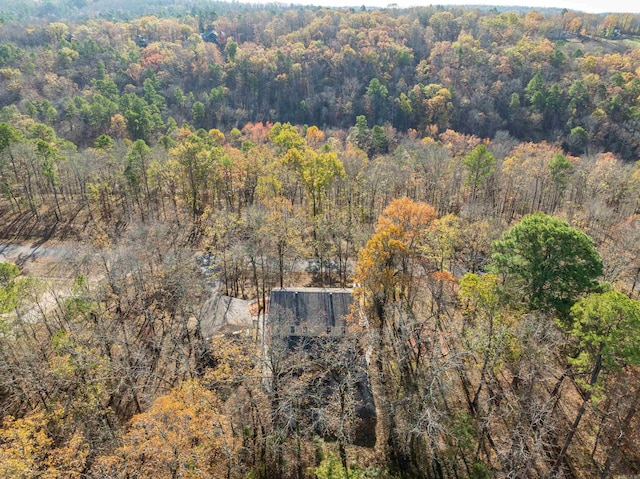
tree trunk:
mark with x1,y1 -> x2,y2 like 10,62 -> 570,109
552,353 -> 603,474
600,382 -> 640,479
367,327 -> 393,464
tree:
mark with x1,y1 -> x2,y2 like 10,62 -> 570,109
124,139 -> 152,217
462,144 -> 495,205
566,125 -> 588,155
351,115 -> 371,155
356,197 -> 437,309
36,139 -> 63,220
282,146 -> 345,217
525,73 -> 547,112
169,133 -> 215,223
225,41 -> 238,62
94,134 -> 114,150
355,197 -> 437,469
491,212 -> 602,316
0,122 -> 25,213
143,75 -> 166,110
0,262 -> 26,314
269,122 -> 304,153
262,197 -> 308,289
192,100 -> 206,128
94,379 -> 236,479
548,153 -> 574,211
0,409 -> 89,479
552,291 -> 640,474
370,125 -> 389,156
366,78 -> 388,125
120,93 -> 161,142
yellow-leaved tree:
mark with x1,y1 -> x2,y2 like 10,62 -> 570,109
94,379 -> 236,479
0,409 -> 89,479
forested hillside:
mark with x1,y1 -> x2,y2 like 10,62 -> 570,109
1,1 -> 640,478
1,0 -> 640,157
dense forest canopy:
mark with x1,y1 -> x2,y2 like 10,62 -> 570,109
1,0 -> 640,157
1,1 -> 640,479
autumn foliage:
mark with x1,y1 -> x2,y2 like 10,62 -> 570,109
1,2 -> 640,478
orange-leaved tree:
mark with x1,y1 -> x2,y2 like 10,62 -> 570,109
94,379 -> 236,479
355,196 -> 436,318
354,197 -> 436,469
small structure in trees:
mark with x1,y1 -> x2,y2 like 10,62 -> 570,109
200,29 -> 219,44
135,34 -> 147,48
268,287 -> 352,339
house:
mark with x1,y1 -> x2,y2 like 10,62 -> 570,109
268,287 -> 353,338
135,34 -> 147,48
200,29 -> 218,44
265,287 -> 375,446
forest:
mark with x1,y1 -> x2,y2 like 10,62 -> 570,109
1,0 -> 640,478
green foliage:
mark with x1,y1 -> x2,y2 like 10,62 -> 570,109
124,139 -> 150,190
568,80 -> 588,111
28,123 -> 56,142
93,77 -> 118,100
508,92 -> 521,112
37,100 -> 57,124
550,48 -> 565,68
282,143 -> 345,216
270,122 -> 304,152
0,122 -> 21,152
170,133 -> 216,219
0,262 -> 24,313
315,454 -> 345,479
549,153 -> 573,191
165,117 -> 178,135
191,101 -> 206,128
120,93 -> 161,142
459,273 -> 500,316
525,73 -> 546,112
85,94 -> 118,128
36,139 -> 60,186
546,83 -> 563,113
449,412 -> 476,453
568,291 -> 640,373
3,5 -> 635,155
2,6 -> 640,478
210,85 -> 226,106
94,134 -> 114,150
462,144 -> 495,188
491,213 -> 602,316
367,78 -> 388,100
225,40 -> 238,61
143,75 -> 166,110
158,134 -> 176,150
173,87 -> 186,106
0,262 -> 19,286
352,115 -> 373,155
567,126 -> 588,156
0,43 -> 23,67
370,125 -> 388,156
316,454 -> 394,479
470,462 -> 492,479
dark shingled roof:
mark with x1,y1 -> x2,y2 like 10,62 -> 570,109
268,287 -> 353,337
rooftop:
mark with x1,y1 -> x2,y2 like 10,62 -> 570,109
268,287 -> 353,337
